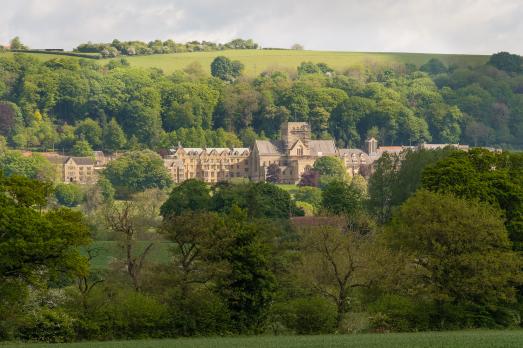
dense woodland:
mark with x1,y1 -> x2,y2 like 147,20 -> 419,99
1,49 -> 523,343
1,51 -> 523,158
1,145 -> 523,342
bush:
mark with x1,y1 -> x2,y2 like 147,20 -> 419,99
168,289 -> 231,336
17,308 -> 75,343
80,288 -> 169,340
54,183 -> 84,207
368,294 -> 431,332
274,297 -> 337,334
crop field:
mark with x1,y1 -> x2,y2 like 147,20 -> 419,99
0,49 -> 489,76
2,330 -> 522,348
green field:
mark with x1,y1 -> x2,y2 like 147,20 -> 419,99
0,49 -> 489,76
2,330 -> 522,348
84,241 -> 172,270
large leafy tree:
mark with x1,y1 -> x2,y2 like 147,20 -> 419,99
160,179 -> 211,218
210,56 -> 244,82
422,149 -> 523,249
103,150 -> 172,197
0,173 -> 90,322
387,190 -> 522,327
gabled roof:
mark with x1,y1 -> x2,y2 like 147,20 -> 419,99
254,140 -> 282,155
338,148 -> 367,156
309,140 -> 337,156
70,157 -> 95,165
48,155 -> 69,165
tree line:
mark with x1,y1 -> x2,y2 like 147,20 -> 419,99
1,51 -> 523,159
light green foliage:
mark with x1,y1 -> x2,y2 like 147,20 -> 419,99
71,139 -> 94,156
103,150 -> 172,197
0,150 -> 55,181
421,149 -> 523,248
313,156 -> 347,183
102,118 -> 126,152
54,183 -> 84,207
387,190 -> 522,327
293,186 -> 322,212
75,118 -> 102,148
321,180 -> 364,216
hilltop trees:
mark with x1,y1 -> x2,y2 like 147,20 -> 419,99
211,56 -> 244,82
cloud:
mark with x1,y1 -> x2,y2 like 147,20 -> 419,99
0,0 -> 522,54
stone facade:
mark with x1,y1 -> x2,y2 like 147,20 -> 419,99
49,156 -> 97,184
250,122 -> 339,184
164,146 -> 250,184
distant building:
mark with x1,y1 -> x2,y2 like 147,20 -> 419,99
164,146 -> 250,183
250,122 -> 338,184
48,156 -> 97,184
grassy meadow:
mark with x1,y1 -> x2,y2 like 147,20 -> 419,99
0,49 -> 490,76
2,330 -> 523,348
84,241 -> 172,270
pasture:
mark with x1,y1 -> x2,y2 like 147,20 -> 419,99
2,330 -> 522,348
0,49 -> 489,76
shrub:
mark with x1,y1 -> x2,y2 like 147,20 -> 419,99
274,297 -> 337,334
368,294 -> 431,332
17,308 -> 75,343
54,183 -> 84,207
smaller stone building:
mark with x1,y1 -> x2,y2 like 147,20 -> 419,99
49,156 -> 97,184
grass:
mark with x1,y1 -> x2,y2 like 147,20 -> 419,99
0,49 -> 490,76
2,330 -> 523,348
83,241 -> 173,270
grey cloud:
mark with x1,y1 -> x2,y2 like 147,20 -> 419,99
0,0 -> 522,54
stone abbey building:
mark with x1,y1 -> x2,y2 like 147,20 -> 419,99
165,122 -> 372,184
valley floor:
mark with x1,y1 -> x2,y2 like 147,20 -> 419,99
2,330 -> 523,348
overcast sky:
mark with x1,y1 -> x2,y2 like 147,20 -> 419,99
1,0 -> 522,54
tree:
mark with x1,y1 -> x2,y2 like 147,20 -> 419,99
296,216 -> 381,328
71,139 -> 94,157
160,179 -> 211,218
215,207 -> 276,333
0,102 -> 23,139
9,36 -> 27,50
103,150 -> 172,197
102,118 -> 127,152
421,149 -> 523,249
266,162 -> 282,183
0,173 -> 90,320
420,58 -> 447,75
74,118 -> 102,148
0,150 -> 56,181
299,169 -> 320,187
387,190 -> 522,326
291,43 -> 304,50
313,156 -> 346,178
54,183 -> 84,207
104,200 -> 154,291
488,52 -> 523,73
367,153 -> 400,223
321,180 -> 364,216
160,212 -> 229,297
210,56 -> 244,82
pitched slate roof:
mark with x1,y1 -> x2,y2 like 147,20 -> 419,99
254,140 -> 282,155
70,157 -> 95,165
309,140 -> 337,156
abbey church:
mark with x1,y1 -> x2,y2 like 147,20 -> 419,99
165,122 -> 374,184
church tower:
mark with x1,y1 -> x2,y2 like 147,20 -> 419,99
365,137 -> 378,155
